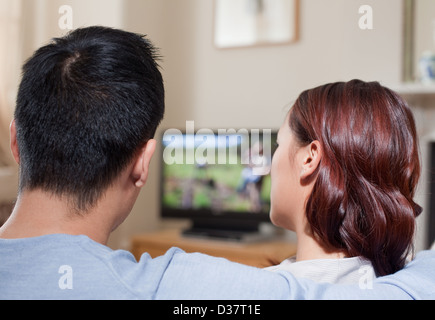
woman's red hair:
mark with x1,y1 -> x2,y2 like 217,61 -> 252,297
289,80 -> 422,276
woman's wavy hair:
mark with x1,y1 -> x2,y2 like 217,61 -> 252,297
289,80 -> 422,276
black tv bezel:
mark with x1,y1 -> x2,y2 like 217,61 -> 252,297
158,128 -> 276,232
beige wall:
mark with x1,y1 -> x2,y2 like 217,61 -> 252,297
415,0 -> 435,80
13,0 -> 404,249
21,0 -> 124,58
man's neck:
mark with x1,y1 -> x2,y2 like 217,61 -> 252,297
0,190 -> 113,245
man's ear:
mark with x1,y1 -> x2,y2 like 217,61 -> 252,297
10,120 -> 20,164
300,140 -> 322,180
132,139 -> 157,188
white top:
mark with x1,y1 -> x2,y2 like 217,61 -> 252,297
266,256 -> 377,285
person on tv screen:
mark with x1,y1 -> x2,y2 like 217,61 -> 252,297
0,26 -> 433,300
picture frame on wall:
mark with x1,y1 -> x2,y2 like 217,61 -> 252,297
214,0 -> 299,49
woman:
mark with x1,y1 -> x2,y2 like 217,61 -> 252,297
267,80 -> 422,283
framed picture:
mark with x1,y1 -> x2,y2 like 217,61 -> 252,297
214,0 -> 299,49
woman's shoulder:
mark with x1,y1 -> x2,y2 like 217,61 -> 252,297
265,256 -> 376,285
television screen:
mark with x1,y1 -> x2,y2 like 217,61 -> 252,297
160,128 -> 277,238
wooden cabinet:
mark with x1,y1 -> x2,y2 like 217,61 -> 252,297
131,229 -> 297,268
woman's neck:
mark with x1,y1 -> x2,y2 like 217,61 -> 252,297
295,227 -> 346,262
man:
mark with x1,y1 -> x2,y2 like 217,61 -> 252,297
0,26 -> 433,300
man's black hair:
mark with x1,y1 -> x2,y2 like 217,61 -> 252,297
15,26 -> 165,212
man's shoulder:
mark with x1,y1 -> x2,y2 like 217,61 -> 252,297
0,235 -> 181,300
156,250 -> 296,300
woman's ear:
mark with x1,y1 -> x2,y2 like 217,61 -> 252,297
300,140 -> 322,180
132,139 -> 157,188
10,120 -> 20,164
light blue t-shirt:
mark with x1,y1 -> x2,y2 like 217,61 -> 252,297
0,234 -> 434,300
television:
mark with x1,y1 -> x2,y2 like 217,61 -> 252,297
160,125 -> 277,241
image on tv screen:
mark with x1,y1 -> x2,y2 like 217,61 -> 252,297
161,130 -> 276,215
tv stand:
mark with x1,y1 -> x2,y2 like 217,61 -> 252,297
182,227 -> 269,243
131,229 -> 297,268
182,218 -> 266,242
